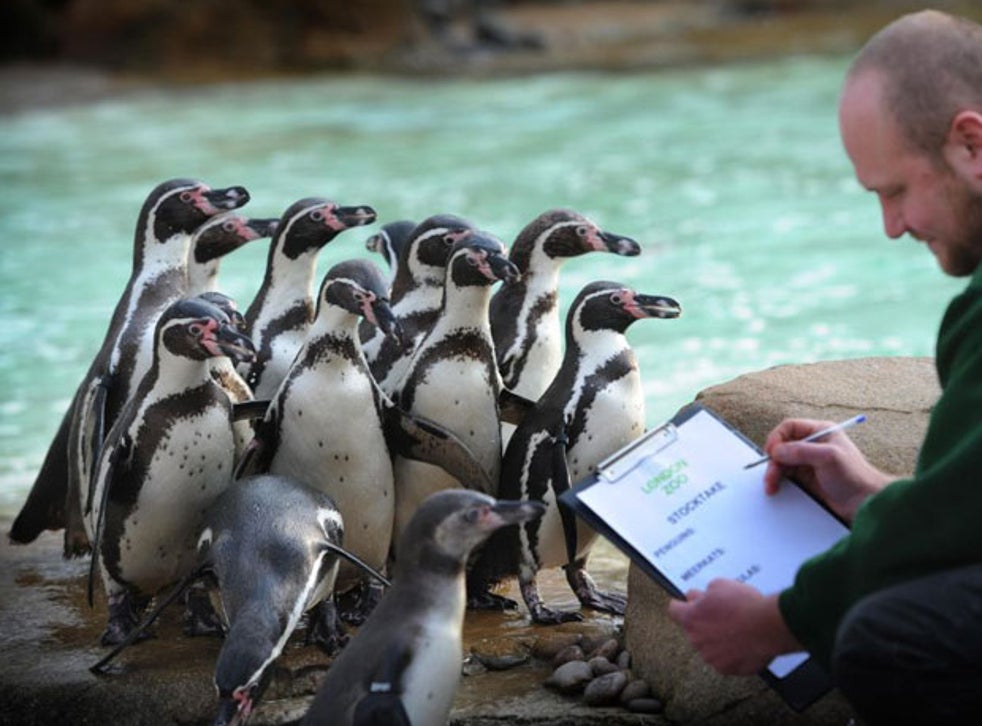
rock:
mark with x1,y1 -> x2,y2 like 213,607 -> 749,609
588,656 -> 618,676
615,649 -> 631,670
626,697 -> 664,714
552,644 -> 585,667
619,678 -> 651,704
544,660 -> 595,694
582,670 -> 628,706
586,637 -> 620,662
531,632 -> 582,661
624,358 -> 937,724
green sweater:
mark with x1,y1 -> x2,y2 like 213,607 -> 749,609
779,264 -> 982,669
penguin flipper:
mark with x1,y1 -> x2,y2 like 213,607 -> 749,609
231,399 -> 271,422
353,641 -> 413,726
383,404 -> 495,494
499,388 -> 535,427
87,432 -> 132,607
551,422 -> 579,567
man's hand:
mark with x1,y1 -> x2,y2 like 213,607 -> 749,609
762,418 -> 893,523
666,579 -> 801,675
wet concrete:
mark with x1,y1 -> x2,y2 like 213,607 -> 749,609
0,519 -> 658,725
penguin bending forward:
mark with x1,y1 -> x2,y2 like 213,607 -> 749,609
470,281 -> 681,624
10,179 -> 249,555
87,296 -> 255,645
301,489 -> 545,726
243,198 -> 376,399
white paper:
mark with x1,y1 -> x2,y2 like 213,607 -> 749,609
577,408 -> 848,678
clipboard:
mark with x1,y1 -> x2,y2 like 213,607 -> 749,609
559,403 -> 848,712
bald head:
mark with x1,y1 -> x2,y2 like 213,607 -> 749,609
844,11 -> 982,156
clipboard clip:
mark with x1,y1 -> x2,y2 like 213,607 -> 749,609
597,423 -> 679,483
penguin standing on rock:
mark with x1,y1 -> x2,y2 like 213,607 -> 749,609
391,232 -> 520,550
9,179 -> 250,556
243,198 -> 376,399
490,208 -> 641,402
471,281 -> 681,624
361,214 -> 477,393
301,489 -> 545,726
363,219 -> 417,286
236,259 -> 406,642
87,296 -> 256,645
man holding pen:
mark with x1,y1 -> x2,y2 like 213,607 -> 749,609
667,10 -> 982,725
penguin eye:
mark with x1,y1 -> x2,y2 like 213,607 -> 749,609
188,322 -> 205,337
610,293 -> 624,305
576,225 -> 589,237
310,209 -> 324,221
180,191 -> 194,203
222,220 -> 237,232
463,508 -> 480,524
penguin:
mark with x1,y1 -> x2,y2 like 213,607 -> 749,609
363,219 -> 417,286
490,208 -> 641,402
87,296 -> 256,645
300,489 -> 545,726
88,474 -> 390,726
470,281 -> 682,623
361,214 -> 477,394
9,178 -> 249,556
236,259 -> 406,626
243,198 -> 377,399
186,212 -> 279,296
390,232 -> 520,551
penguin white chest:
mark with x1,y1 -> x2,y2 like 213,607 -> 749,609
118,404 -> 235,592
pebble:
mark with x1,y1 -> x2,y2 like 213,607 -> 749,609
616,649 -> 631,670
588,656 -> 619,676
544,660 -> 595,694
552,644 -> 585,667
531,632 -> 582,661
619,678 -> 651,704
582,670 -> 628,706
587,637 -> 620,661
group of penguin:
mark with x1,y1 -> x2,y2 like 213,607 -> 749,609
9,177 -> 682,725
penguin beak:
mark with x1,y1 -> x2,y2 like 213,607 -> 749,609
246,217 -> 279,239
201,186 -> 251,213
212,697 -> 243,726
628,293 -> 682,320
372,301 -> 410,351
488,499 -> 547,528
600,230 -> 641,257
488,252 -> 521,285
210,324 -> 257,364
334,205 -> 378,229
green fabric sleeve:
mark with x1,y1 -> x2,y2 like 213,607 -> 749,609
778,271 -> 982,668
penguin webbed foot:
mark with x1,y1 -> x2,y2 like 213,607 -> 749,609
182,582 -> 225,637
337,579 -> 384,627
100,593 -> 154,647
466,589 -> 518,611
520,577 -> 582,625
306,598 -> 349,656
566,562 -> 626,616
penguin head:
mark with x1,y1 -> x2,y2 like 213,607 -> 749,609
140,179 -> 251,247
212,617 -> 276,726
569,281 -> 682,335
275,198 -> 377,260
364,219 -> 417,271
190,213 -> 278,265
157,298 -> 257,364
403,213 -> 476,273
510,209 -> 641,270
447,232 -> 521,288
318,259 -> 407,347
397,490 -> 545,574
196,291 -> 247,332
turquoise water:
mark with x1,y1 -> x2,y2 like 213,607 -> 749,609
0,56 -> 962,515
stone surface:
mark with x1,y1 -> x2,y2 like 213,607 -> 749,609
625,356 -> 939,725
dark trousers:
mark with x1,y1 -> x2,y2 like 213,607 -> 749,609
831,563 -> 982,725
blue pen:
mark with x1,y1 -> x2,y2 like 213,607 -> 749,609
743,414 -> 867,470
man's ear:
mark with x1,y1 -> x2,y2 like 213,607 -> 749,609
945,111 -> 982,185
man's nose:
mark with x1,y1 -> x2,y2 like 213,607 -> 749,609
880,199 -> 906,239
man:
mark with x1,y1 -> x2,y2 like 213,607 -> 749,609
667,10 -> 982,725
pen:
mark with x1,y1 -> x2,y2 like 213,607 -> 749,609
743,414 -> 867,469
